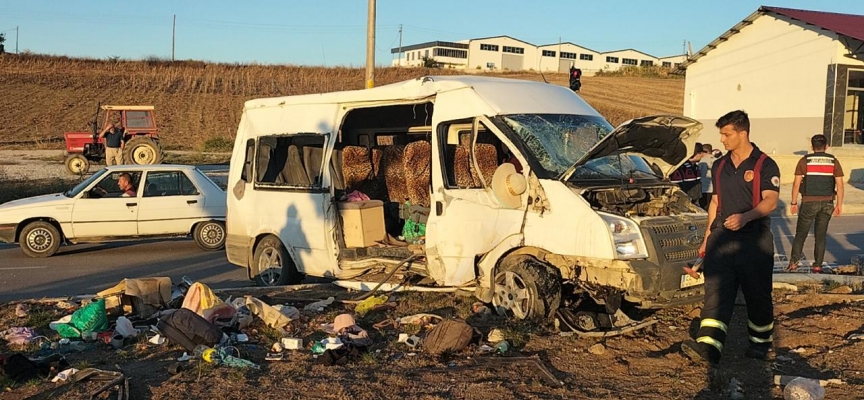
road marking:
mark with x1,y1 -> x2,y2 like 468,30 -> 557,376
0,266 -> 50,270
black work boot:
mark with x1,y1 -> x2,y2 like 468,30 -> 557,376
681,340 -> 720,364
745,344 -> 771,360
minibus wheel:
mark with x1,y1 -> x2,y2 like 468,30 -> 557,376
252,235 -> 303,286
492,255 -> 561,320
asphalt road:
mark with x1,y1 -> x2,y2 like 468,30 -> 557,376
1,215 -> 862,303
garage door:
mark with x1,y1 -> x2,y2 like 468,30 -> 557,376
502,54 -> 523,71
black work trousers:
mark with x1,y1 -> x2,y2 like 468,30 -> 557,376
790,200 -> 834,266
695,225 -> 775,360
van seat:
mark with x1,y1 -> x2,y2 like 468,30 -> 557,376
378,144 -> 409,203
278,145 -> 310,186
454,143 -> 498,188
342,146 -> 373,191
403,140 -> 431,207
303,146 -> 324,187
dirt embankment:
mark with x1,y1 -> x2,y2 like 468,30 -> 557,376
0,54 -> 683,152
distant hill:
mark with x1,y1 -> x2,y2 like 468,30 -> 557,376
0,54 -> 683,151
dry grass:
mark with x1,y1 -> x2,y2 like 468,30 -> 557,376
0,53 -> 683,152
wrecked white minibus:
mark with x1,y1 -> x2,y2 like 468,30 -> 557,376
225,76 -> 707,320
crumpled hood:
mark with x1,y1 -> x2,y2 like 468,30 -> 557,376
561,115 -> 703,181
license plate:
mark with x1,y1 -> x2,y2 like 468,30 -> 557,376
680,273 -> 705,288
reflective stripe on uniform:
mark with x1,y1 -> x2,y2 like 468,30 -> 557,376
748,320 -> 774,333
696,336 -> 724,352
700,318 -> 728,333
750,335 -> 774,343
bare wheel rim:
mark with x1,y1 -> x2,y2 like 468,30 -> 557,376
26,227 -> 54,253
68,158 -> 86,173
493,270 -> 534,319
199,223 -> 224,246
257,247 -> 282,285
132,145 -> 155,164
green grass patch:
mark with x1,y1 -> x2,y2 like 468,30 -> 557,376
25,309 -> 56,330
202,137 -> 234,153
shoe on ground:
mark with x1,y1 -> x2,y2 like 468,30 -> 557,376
681,340 -> 719,364
745,345 -> 770,360
812,265 -> 822,273
785,263 -> 798,272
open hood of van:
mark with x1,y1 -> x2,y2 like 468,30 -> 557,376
560,115 -> 703,182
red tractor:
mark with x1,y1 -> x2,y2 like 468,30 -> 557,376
63,104 -> 165,175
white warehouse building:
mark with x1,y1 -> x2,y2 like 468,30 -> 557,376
391,35 -> 686,74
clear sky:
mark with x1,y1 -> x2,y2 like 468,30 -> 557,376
1,1 -> 862,66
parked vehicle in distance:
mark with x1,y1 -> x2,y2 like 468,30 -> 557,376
63,104 -> 166,175
0,165 -> 226,257
225,75 -> 708,320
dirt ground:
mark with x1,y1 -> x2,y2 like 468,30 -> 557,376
1,283 -> 862,400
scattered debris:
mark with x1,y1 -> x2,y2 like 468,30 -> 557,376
0,327 -> 37,345
281,337 -> 303,350
828,285 -> 853,294
773,282 -> 799,291
68,368 -> 128,400
353,295 -> 387,317
728,377 -> 745,400
588,343 -> 606,355
14,303 -> 29,318
782,377 -> 825,400
472,356 -> 564,387
488,329 -> 506,343
303,296 -> 335,312
50,368 -> 79,383
847,333 -> 864,341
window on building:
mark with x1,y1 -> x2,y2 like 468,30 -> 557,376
843,69 -> 864,145
606,56 -> 619,63
435,48 -> 468,58
425,49 -> 429,59
662,61 -> 672,68
622,58 -> 638,66
480,44 -> 499,51
580,54 -> 593,61
640,60 -> 654,67
542,50 -> 556,57
560,52 -> 577,59
502,46 -> 524,54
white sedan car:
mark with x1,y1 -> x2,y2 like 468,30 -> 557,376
0,165 -> 227,257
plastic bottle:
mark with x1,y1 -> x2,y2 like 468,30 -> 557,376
494,340 -> 509,355
783,377 -> 825,400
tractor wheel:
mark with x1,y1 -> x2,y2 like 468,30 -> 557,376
123,136 -> 164,165
64,154 -> 90,175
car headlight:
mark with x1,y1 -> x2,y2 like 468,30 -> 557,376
599,212 -> 648,259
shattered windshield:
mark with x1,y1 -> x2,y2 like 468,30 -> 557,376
498,114 -> 614,177
569,154 -> 662,182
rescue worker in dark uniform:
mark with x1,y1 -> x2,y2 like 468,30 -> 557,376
681,110 -> 781,364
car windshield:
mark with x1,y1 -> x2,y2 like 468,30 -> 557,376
64,169 -> 107,197
498,114 -> 614,178
568,154 -> 662,182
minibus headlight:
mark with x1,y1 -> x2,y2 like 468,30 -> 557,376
599,213 -> 648,259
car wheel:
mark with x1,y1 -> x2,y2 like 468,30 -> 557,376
193,221 -> 225,251
20,221 -> 62,258
252,235 -> 303,286
492,255 -> 561,320
123,136 -> 164,165
64,154 -> 90,175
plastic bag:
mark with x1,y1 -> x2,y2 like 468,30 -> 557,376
51,299 -> 108,339
354,295 -> 387,317
115,316 -> 137,338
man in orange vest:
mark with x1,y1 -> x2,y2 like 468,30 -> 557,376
787,134 -> 845,272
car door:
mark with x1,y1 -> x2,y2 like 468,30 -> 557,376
71,170 -> 141,238
425,118 -> 527,286
137,170 -> 205,235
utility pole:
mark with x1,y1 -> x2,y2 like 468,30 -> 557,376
398,24 -> 403,67
15,26 -> 18,53
682,39 -> 686,56
171,15 -> 176,61
365,0 -> 376,88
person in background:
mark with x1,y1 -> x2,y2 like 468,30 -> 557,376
99,122 -> 126,165
698,144 -> 717,210
787,134 -> 844,273
670,143 -> 704,204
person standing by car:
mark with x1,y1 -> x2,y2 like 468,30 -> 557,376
698,144 -> 717,210
670,143 -> 703,204
99,123 -> 126,165
681,110 -> 780,364
787,134 -> 844,273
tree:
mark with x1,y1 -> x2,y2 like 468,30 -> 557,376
421,55 -> 440,69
